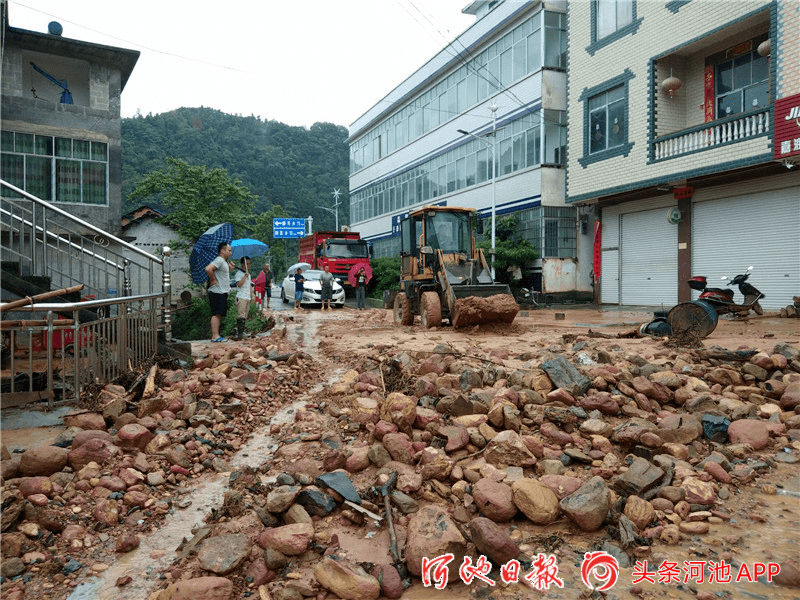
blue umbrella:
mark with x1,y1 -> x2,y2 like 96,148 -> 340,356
230,238 -> 269,261
189,223 -> 235,284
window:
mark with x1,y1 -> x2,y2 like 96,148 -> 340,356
596,0 -> 633,40
588,0 -> 641,55
350,9 -> 567,174
579,70 -> 635,166
715,48 -> 769,117
589,86 -> 625,154
1,131 -> 108,205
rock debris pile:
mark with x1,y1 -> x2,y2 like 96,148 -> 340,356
2,326 -> 800,600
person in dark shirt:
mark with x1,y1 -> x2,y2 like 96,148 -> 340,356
293,268 -> 306,310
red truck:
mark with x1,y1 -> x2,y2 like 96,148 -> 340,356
298,231 -> 371,289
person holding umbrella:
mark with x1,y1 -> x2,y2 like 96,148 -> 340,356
355,266 -> 367,310
205,242 -> 235,342
293,267 -> 306,311
232,256 -> 253,338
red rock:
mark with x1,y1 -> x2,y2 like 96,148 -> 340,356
372,564 -> 403,599
19,446 -> 69,476
727,419 -> 770,450
93,498 -> 120,527
257,523 -> 314,556
538,475 -> 583,500
405,506 -> 467,579
63,411 -> 106,430
580,392 -> 620,415
151,576 -> 233,600
681,478 -> 716,505
381,433 -> 415,464
439,425 -> 469,452
71,429 -> 113,449
372,420 -> 398,440
116,534 -> 140,553
68,438 -> 120,470
472,478 -> 516,521
18,477 -> 54,498
704,462 -> 732,484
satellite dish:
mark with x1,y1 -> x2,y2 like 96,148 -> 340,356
48,21 -> 63,36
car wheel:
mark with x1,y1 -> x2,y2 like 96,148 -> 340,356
281,288 -> 288,304
393,293 -> 413,325
420,291 -> 442,328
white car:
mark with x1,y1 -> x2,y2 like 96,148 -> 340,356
280,269 -> 345,307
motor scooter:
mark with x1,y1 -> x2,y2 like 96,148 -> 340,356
688,266 -> 764,317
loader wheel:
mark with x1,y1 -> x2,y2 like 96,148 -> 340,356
393,293 -> 414,326
420,292 -> 442,328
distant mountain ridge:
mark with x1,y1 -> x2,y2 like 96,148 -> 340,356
121,107 -> 350,229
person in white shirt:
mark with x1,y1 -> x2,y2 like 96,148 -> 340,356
233,256 -> 253,338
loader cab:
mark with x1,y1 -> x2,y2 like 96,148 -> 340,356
424,210 -> 471,254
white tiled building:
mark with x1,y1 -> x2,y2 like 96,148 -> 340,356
348,1 -> 592,298
566,0 -> 800,308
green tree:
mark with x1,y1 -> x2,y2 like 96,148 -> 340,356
477,215 -> 539,287
127,157 -> 256,242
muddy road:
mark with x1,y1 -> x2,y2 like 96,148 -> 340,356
1,305 -> 799,600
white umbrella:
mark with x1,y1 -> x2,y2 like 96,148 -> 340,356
287,262 -> 312,274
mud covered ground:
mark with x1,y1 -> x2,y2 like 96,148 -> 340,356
1,304 -> 799,600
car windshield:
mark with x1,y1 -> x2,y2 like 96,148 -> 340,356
302,271 -> 322,281
325,240 -> 368,259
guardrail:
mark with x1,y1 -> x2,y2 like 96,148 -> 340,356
652,108 -> 770,161
0,294 -> 165,409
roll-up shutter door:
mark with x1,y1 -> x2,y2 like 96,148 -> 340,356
692,189 -> 800,310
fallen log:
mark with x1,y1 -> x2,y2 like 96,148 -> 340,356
142,364 -> 158,399
690,348 -> 758,362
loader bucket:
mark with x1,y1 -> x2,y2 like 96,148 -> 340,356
450,284 -> 519,327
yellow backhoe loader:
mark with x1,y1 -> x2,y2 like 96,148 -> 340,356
393,206 -> 519,327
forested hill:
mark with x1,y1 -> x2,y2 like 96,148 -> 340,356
120,107 -> 350,228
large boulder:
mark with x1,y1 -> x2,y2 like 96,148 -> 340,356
483,430 -> 537,468
559,476 -> 611,532
472,479 -> 516,522
19,446 -> 69,476
150,577 -> 233,600
511,478 -> 560,524
405,506 -> 467,580
257,523 -> 314,556
468,517 -> 519,566
314,556 -> 380,600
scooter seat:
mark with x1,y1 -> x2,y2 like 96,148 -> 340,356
705,287 -> 732,295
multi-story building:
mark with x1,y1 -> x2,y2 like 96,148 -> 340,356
348,0 -> 592,298
1,5 -> 139,235
566,0 -> 799,309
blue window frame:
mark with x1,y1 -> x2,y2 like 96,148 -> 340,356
578,70 -> 635,167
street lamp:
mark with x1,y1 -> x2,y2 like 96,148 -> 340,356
319,188 -> 343,231
457,103 -> 498,279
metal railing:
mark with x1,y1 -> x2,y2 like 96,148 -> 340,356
1,295 -> 163,408
1,178 -> 171,407
652,107 -> 770,161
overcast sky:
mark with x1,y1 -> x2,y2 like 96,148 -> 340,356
9,0 -> 476,129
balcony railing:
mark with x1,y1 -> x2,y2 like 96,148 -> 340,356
652,107 -> 770,161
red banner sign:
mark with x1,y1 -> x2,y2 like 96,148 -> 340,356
703,65 -> 715,123
774,93 -> 800,160
593,221 -> 602,283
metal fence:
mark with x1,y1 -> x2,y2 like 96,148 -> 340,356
1,178 -> 171,408
1,295 -> 163,408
